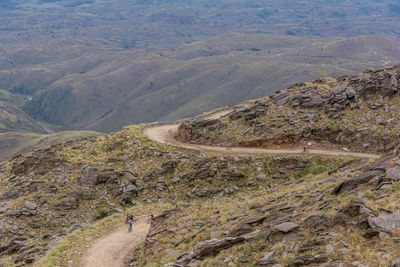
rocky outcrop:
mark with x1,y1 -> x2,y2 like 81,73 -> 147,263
368,212 -> 400,232
175,65 -> 400,154
176,119 -> 228,144
175,236 -> 246,265
332,170 -> 383,194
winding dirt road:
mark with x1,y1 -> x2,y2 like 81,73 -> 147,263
81,110 -> 380,267
143,111 -> 380,159
82,220 -> 149,267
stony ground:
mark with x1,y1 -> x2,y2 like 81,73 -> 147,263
0,123 -> 341,266
131,149 -> 400,266
176,65 -> 400,154
2,65 -> 400,266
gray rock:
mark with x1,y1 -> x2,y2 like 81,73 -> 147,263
386,167 -> 400,181
161,161 -> 178,174
257,251 -> 275,265
256,174 -> 267,182
228,223 -> 253,237
274,222 -> 299,233
0,201 -> 11,213
131,200 -> 142,206
376,116 -> 383,125
302,214 -> 332,233
23,201 -> 37,210
113,208 -> 124,213
332,170 -> 382,194
301,95 -> 325,108
124,184 -> 137,192
172,177 -> 181,183
368,212 -> 400,232
176,236 -> 245,265
57,199 -> 78,210
346,87 -> 356,99
290,254 -> 328,266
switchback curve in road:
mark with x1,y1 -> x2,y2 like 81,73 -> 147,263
143,111 -> 381,159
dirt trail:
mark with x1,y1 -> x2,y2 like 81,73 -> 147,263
82,220 -> 149,267
143,110 -> 380,159
82,110 -> 379,267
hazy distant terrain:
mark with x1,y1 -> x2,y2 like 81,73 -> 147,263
21,34 -> 400,132
0,130 -> 101,160
1,0 -> 400,133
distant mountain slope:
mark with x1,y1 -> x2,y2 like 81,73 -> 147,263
0,130 -> 101,161
0,90 -> 45,133
23,34 -> 400,132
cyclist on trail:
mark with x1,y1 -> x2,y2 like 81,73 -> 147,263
147,213 -> 154,223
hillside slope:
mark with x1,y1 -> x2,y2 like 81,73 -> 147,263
23,34 -> 400,132
0,131 -> 101,161
1,66 -> 400,266
0,90 -> 45,133
177,65 -> 400,154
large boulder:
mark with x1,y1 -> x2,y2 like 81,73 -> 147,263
332,170 -> 382,194
386,167 -> 400,181
368,212 -> 400,232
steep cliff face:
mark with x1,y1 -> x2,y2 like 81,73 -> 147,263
177,65 -> 400,153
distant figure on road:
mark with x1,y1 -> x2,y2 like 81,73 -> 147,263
147,213 -> 154,223
128,221 -> 133,232
303,147 -> 306,153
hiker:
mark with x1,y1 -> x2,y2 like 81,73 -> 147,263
226,143 -> 232,150
303,147 -> 306,153
147,213 -> 154,223
125,213 -> 129,224
128,220 -> 133,232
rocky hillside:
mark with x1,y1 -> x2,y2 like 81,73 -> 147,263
132,149 -> 400,266
0,124 -> 340,266
177,65 -> 400,153
2,65 -> 400,267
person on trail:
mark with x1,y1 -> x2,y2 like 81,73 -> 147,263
128,220 -> 133,232
303,147 -> 306,153
147,213 -> 154,223
125,214 -> 129,224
